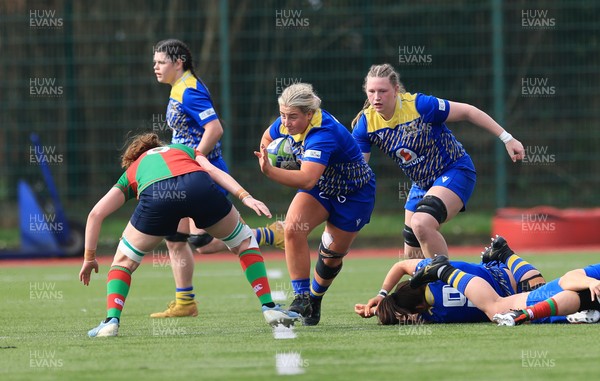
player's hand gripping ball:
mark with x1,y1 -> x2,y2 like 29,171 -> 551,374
267,137 -> 300,170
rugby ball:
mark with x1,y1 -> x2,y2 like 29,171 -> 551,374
267,137 -> 300,170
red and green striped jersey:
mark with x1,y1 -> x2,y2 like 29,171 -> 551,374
114,144 -> 204,200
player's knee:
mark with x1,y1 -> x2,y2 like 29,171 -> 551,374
118,237 -> 149,264
165,233 -> 191,252
188,233 -> 214,249
316,233 -> 347,280
165,232 -> 190,243
414,195 -> 448,225
402,225 -> 421,248
316,250 -> 344,280
219,222 -> 257,251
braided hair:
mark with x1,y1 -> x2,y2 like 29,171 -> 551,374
154,39 -> 198,79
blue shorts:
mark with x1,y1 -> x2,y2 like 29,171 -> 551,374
209,156 -> 229,196
526,279 -> 568,324
300,177 -> 376,232
130,171 -> 232,236
405,155 -> 476,212
526,264 -> 600,324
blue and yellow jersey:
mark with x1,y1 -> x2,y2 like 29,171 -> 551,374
166,70 -> 222,160
415,259 -> 515,323
268,108 -> 374,197
352,93 -> 468,189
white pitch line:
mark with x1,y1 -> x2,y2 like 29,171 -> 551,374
272,324 -> 297,340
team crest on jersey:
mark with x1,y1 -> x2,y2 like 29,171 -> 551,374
147,147 -> 170,155
403,120 -> 419,136
395,147 -> 419,165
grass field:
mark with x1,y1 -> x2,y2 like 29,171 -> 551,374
1,250 -> 600,381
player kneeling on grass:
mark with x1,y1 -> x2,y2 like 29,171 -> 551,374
78,133 -> 300,337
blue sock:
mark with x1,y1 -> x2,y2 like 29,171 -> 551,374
175,286 -> 195,305
254,227 -> 274,246
254,228 -> 262,244
507,256 -> 538,283
310,278 -> 329,300
447,270 -> 475,295
291,278 -> 310,295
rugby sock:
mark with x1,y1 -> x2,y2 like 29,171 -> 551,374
309,278 -> 329,300
106,266 -> 131,320
291,278 -> 310,295
448,265 -> 475,295
507,255 -> 538,282
175,286 -> 195,305
254,227 -> 274,246
523,297 -> 558,321
239,248 -> 275,307
428,264 -> 475,295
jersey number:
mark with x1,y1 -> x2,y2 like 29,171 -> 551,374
441,285 -> 475,308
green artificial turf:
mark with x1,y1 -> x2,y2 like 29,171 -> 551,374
1,252 -> 599,381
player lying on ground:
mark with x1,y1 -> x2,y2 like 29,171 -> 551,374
408,237 -> 600,326
355,235 -> 549,324
492,264 -> 600,326
78,133 -> 299,337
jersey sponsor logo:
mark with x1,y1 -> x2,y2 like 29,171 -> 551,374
304,149 -> 321,159
442,176 -> 449,183
438,99 -> 446,111
395,147 -> 419,165
199,107 -> 216,120
147,147 -> 170,155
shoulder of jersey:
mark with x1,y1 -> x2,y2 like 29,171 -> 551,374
364,93 -> 420,133
170,76 -> 200,103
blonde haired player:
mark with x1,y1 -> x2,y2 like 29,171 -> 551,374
352,63 -> 524,260
255,83 -> 376,325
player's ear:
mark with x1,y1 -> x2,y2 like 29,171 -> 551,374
174,58 -> 184,70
